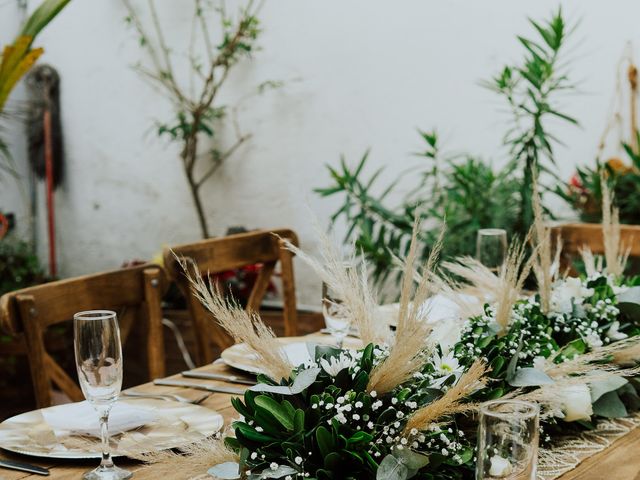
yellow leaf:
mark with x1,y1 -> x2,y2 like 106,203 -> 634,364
0,47 -> 43,112
0,36 -> 33,83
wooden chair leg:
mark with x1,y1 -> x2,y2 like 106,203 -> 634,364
279,240 -> 298,337
17,294 -> 52,408
144,268 -> 166,379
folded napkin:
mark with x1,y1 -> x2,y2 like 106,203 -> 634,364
42,401 -> 157,437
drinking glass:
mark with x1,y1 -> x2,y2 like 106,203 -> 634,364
476,400 -> 539,480
477,228 -> 508,273
74,310 -> 131,480
322,282 -> 351,348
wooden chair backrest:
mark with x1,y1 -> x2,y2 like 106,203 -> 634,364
550,223 -> 640,271
164,229 -> 299,365
0,264 -> 168,408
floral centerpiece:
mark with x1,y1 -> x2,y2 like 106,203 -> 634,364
144,179 -> 640,480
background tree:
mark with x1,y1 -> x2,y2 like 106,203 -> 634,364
123,0 -> 271,238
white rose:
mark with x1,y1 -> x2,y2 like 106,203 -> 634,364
551,278 -> 594,314
558,384 -> 593,422
606,321 -> 628,341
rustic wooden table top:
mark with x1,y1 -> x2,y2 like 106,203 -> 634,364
1,333 -> 639,480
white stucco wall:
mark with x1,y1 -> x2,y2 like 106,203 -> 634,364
1,0 -> 640,305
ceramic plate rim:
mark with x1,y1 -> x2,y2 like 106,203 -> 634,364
0,398 -> 223,460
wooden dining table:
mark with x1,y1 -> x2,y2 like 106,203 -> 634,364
1,332 -> 640,480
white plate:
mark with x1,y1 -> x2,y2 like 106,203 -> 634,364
0,398 -> 223,460
221,337 -> 362,375
221,341 -> 312,375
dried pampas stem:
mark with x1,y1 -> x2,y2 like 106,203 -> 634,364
366,221 -> 443,394
177,255 -> 293,381
132,436 -> 238,479
441,257 -> 501,301
601,174 -> 629,276
278,227 -> 385,345
402,360 -> 488,434
531,172 -> 559,313
494,232 -> 537,334
579,246 -> 602,277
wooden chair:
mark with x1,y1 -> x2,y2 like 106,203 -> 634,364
550,223 -> 640,272
164,229 -> 299,365
0,264 -> 168,408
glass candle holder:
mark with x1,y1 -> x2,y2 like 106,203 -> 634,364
476,400 -> 539,480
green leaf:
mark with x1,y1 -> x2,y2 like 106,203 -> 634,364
593,391 -> 628,418
316,426 -> 334,458
508,368 -> 554,387
254,465 -> 298,479
20,0 -> 72,39
208,462 -> 241,479
254,396 -> 294,431
377,454 -> 409,480
393,448 -> 430,470
293,409 -> 304,434
590,377 -> 628,403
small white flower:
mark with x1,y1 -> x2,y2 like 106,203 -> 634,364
431,351 -> 464,378
295,456 -> 303,465
319,352 -> 356,377
270,462 -> 278,470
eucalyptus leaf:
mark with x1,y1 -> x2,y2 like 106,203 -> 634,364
593,391 -> 628,418
589,376 -> 628,403
377,454 -> 409,480
249,368 -> 321,395
392,448 -> 430,470
254,466 -> 298,479
208,462 -> 241,479
508,368 -> 554,387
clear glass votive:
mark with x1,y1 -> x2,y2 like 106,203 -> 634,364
476,400 -> 539,480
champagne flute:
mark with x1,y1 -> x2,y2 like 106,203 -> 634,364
322,282 -> 351,349
74,310 -> 132,480
477,228 -> 508,274
476,400 -> 539,480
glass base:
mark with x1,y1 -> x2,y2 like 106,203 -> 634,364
82,465 -> 132,480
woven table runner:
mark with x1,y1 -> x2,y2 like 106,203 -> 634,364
537,413 -> 640,479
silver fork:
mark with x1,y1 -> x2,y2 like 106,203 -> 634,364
122,390 -> 210,404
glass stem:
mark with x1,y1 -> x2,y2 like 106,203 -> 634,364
335,334 -> 346,349
99,410 -> 114,469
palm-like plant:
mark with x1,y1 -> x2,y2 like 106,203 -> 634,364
0,0 -> 71,176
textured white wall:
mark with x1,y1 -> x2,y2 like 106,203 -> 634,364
1,0 -> 640,305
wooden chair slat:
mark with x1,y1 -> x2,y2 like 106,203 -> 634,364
0,264 -> 168,408
246,261 -> 276,312
44,353 -> 84,402
165,229 -> 300,365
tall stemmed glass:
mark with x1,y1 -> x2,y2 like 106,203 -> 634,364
74,310 -> 132,480
477,228 -> 508,274
476,400 -> 539,480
